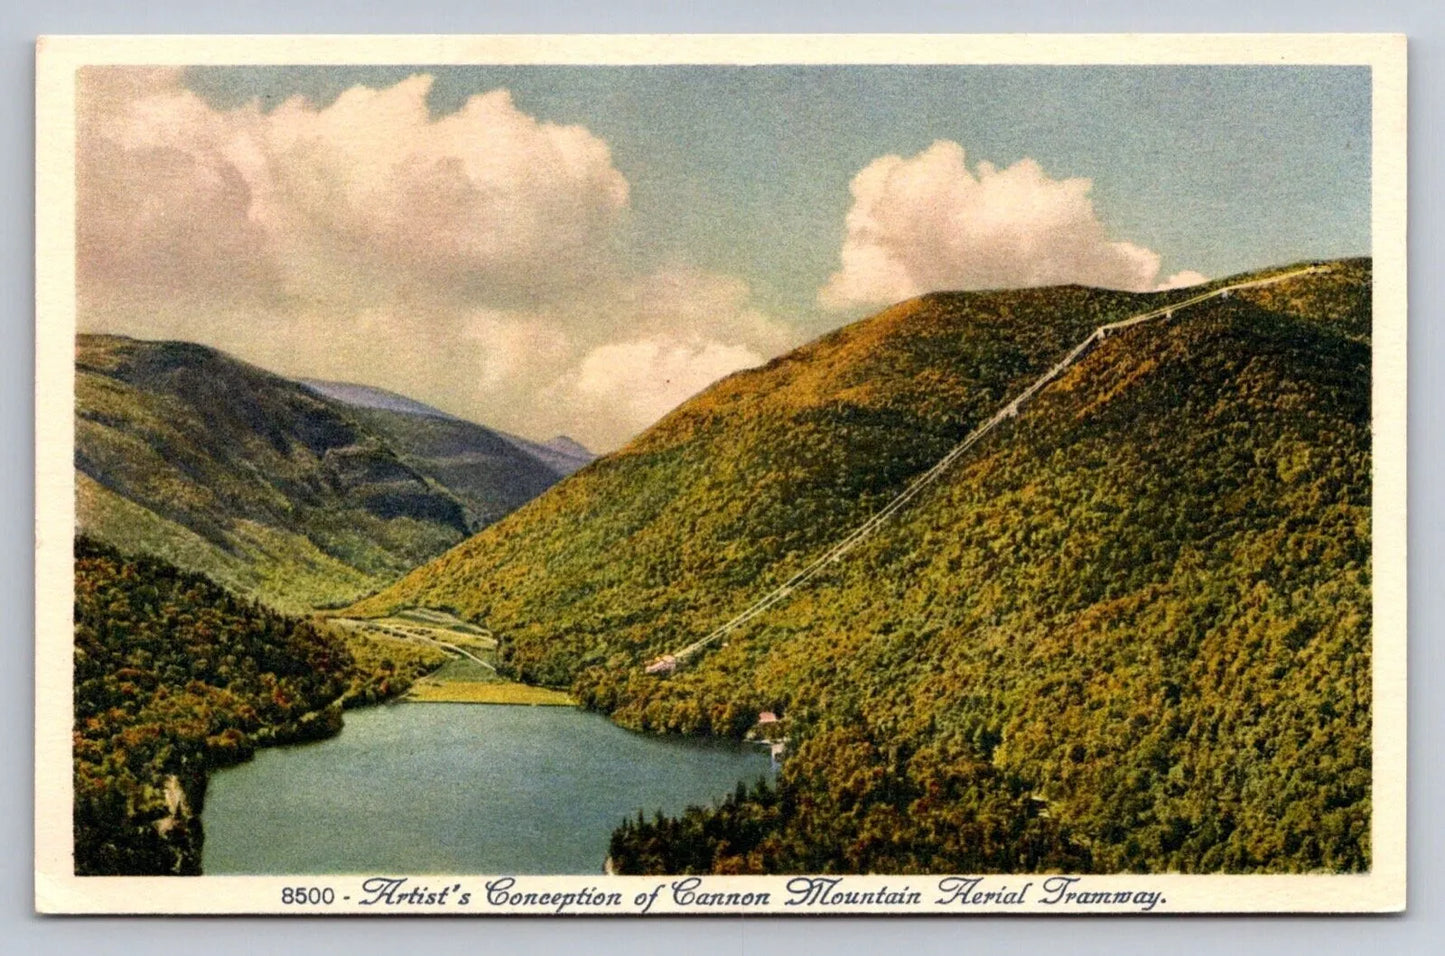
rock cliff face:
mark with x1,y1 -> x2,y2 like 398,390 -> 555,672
144,774 -> 204,875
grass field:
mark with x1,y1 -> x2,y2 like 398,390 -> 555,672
404,680 -> 576,705
328,610 -> 574,706
329,610 -> 496,651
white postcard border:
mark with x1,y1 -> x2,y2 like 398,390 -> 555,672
34,32 -> 1408,915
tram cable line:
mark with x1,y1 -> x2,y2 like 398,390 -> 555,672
646,266 -> 1324,673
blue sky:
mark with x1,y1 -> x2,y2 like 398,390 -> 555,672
183,64 -> 1370,327
80,64 -> 1371,448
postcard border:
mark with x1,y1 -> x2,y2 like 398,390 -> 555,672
34,32 -> 1408,915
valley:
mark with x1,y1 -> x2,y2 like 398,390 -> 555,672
328,611 -> 574,706
72,258 -> 1373,877
75,335 -> 592,612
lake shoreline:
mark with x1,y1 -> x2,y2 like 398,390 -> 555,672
403,677 -> 575,706
202,702 -> 775,875
400,696 -> 576,707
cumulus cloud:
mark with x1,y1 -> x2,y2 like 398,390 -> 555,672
78,69 -> 279,307
79,68 -> 630,311
564,337 -> 766,438
615,266 -> 797,355
1155,270 -> 1209,291
819,140 -> 1198,309
76,68 -> 793,452
465,269 -> 791,449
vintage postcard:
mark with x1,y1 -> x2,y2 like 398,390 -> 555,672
35,34 -> 1406,915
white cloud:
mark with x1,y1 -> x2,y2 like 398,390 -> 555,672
77,69 -> 279,307
76,68 -> 797,453
820,140 -> 1197,309
460,310 -> 576,392
79,69 -> 630,310
461,269 -> 789,450
565,336 -> 766,439
1155,270 -> 1209,291
619,266 -> 797,354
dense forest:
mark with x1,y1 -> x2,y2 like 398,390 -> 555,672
359,260 -> 1372,874
75,335 -> 576,612
71,537 -> 437,875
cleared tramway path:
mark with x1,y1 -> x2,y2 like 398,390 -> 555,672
647,265 -> 1327,672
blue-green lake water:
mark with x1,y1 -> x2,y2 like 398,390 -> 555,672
202,703 -> 774,874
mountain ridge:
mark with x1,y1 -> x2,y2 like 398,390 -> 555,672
301,377 -> 596,478
299,378 -> 461,421
353,258 -> 1371,874
75,334 -> 580,610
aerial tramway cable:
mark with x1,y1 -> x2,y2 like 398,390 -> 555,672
647,266 -> 1323,672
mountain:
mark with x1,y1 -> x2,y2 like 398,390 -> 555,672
75,336 -> 575,611
354,259 -> 1372,874
516,435 -> 595,477
72,537 -> 356,875
295,384 -> 584,528
302,378 -> 596,478
537,435 -> 595,473
298,379 -> 461,420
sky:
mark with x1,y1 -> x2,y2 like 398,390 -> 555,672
76,65 -> 1371,451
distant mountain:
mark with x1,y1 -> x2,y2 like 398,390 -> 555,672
355,259 -> 1371,875
298,379 -> 460,421
543,435 -> 591,458
302,378 -> 595,478
76,336 -> 575,611
538,435 -> 595,472
500,433 -> 595,478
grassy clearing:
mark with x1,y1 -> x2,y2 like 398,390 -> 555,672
328,610 -> 572,706
331,611 -> 496,651
405,680 -> 575,706
394,607 -> 491,636
427,657 -> 496,681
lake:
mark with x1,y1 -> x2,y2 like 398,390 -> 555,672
201,703 -> 775,874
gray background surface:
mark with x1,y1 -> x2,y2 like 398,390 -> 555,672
4,1 -> 1438,953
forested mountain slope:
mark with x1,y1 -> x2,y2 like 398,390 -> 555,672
356,260 -> 1372,874
76,336 -> 575,610
72,538 -> 355,874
